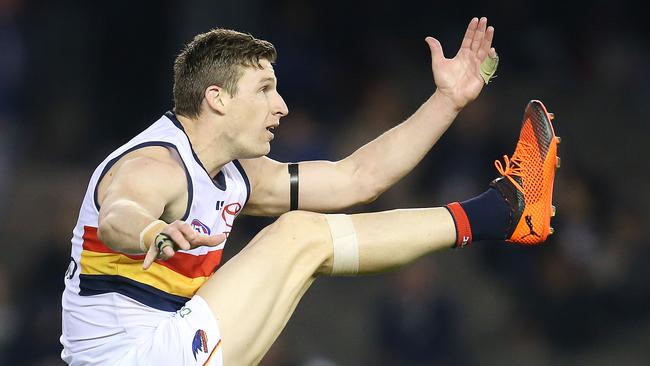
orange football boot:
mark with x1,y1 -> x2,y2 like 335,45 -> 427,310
490,100 -> 561,245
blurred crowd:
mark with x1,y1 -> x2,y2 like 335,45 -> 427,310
1,0 -> 649,365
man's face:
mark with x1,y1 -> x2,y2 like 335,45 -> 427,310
225,59 -> 289,158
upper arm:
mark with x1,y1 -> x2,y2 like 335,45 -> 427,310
239,156 -> 373,216
98,147 -> 188,225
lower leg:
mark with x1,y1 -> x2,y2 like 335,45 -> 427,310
333,190 -> 513,274
349,207 -> 456,274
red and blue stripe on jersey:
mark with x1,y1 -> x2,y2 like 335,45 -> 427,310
78,226 -> 222,311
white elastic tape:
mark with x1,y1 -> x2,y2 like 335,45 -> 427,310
325,214 -> 359,275
139,219 -> 167,252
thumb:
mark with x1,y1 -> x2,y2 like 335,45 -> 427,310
425,37 -> 445,65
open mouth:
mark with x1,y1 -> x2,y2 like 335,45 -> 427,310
265,125 -> 277,141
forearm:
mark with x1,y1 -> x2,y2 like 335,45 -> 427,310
98,199 -> 163,254
345,91 -> 461,195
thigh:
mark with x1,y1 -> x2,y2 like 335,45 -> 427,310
197,211 -> 332,366
116,296 -> 223,366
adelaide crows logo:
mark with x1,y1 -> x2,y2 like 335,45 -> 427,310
191,219 -> 211,235
192,329 -> 209,360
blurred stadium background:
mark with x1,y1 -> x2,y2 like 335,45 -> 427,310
1,0 -> 649,365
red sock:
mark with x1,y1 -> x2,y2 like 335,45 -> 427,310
445,202 -> 473,248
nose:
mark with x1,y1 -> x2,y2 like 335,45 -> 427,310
273,92 -> 289,117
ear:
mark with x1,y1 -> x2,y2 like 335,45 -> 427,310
204,85 -> 230,115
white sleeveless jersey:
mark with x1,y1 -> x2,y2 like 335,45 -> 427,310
61,112 -> 249,355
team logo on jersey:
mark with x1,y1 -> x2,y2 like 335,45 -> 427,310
192,329 -> 209,360
191,219 -> 211,235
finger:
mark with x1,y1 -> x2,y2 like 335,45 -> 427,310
162,245 -> 176,258
191,233 -> 227,247
477,26 -> 494,61
471,17 -> 488,52
177,223 -> 198,250
425,37 -> 445,65
143,245 -> 157,270
167,230 -> 191,251
460,17 -> 479,50
489,47 -> 497,58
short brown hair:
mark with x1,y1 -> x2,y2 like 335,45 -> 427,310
173,29 -> 277,118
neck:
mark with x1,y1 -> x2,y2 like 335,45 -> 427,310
176,113 -> 232,176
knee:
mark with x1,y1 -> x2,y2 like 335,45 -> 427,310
270,210 -> 327,242
264,211 -> 333,273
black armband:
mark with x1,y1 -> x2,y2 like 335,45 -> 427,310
288,163 -> 299,211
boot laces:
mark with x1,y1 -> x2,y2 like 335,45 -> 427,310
494,141 -> 533,193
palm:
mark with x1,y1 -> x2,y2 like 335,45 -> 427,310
426,17 -> 496,109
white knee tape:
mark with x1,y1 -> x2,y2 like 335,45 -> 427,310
325,214 -> 359,275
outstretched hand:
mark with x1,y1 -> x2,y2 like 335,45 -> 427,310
425,17 -> 497,109
143,220 -> 226,270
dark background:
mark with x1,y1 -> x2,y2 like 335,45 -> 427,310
1,0 -> 649,365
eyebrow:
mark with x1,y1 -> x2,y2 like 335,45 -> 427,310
258,77 -> 276,85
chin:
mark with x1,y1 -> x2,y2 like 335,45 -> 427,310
260,143 -> 271,156
242,143 -> 270,159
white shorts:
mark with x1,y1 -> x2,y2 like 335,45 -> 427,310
63,296 -> 223,366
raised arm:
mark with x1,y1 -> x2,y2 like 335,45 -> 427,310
242,17 -> 497,216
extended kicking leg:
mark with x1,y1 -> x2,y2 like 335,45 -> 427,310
197,207 -> 460,365
197,100 -> 560,365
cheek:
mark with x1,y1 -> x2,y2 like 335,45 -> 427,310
250,99 -> 270,126
240,96 -> 266,117
232,96 -> 269,138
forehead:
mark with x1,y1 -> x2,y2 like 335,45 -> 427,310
238,59 -> 276,84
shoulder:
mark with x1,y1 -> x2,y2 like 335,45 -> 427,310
97,145 -> 188,204
118,146 -> 185,178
